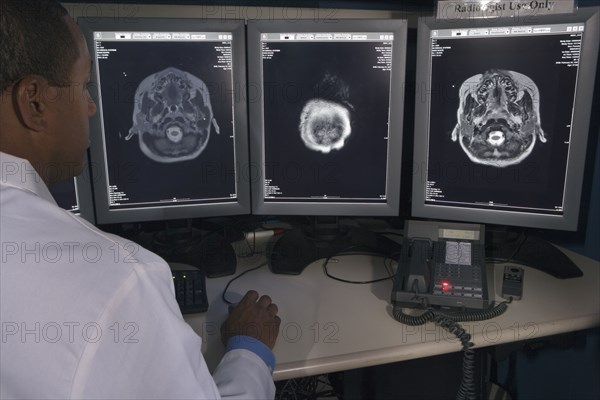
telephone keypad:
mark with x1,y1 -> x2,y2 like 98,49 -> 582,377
432,241 -> 485,298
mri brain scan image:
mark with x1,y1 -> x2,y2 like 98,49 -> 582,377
299,99 -> 351,153
451,69 -> 546,167
299,73 -> 353,154
125,67 -> 220,163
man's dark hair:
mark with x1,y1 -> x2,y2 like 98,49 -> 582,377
0,0 -> 79,93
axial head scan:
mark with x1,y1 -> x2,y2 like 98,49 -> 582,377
299,73 -> 353,154
451,69 -> 546,167
299,99 -> 351,154
125,67 -> 220,163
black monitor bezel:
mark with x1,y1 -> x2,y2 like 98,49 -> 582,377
74,153 -> 95,223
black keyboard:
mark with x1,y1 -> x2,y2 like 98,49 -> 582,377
169,263 -> 209,314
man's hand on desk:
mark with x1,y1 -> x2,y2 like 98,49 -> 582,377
221,290 -> 281,349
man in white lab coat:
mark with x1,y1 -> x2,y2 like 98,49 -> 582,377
0,1 -> 281,398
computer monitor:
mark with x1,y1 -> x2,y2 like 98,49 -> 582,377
78,18 -> 250,276
49,179 -> 79,212
78,17 -> 249,224
247,19 -> 407,273
411,8 -> 600,277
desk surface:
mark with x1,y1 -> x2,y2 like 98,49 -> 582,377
184,242 -> 600,381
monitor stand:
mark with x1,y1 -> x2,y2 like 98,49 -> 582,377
268,216 -> 402,275
485,228 -> 583,279
151,220 -> 237,278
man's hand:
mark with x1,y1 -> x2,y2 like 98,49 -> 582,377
221,290 -> 281,349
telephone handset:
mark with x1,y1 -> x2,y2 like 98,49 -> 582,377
392,220 -> 492,310
403,239 -> 433,294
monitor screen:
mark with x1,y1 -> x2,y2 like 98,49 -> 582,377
412,8 -> 600,231
78,18 -> 250,224
49,178 -> 79,214
248,20 -> 407,216
48,161 -> 95,223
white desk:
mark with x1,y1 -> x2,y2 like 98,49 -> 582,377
184,242 -> 600,381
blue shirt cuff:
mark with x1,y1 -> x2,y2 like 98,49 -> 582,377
225,335 -> 276,373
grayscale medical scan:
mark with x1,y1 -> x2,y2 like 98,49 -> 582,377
126,66 -> 220,163
298,73 -> 353,154
451,69 -> 546,168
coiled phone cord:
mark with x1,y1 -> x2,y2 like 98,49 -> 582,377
392,300 -> 510,400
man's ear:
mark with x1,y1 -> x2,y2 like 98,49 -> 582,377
12,75 -> 54,132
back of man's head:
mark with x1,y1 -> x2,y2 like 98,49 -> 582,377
0,0 -> 79,93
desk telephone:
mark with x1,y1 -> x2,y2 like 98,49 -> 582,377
392,220 -> 492,311
392,221 -> 507,399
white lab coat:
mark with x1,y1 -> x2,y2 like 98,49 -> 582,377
0,152 -> 275,399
